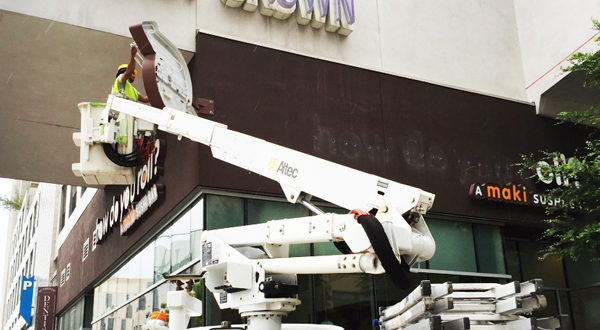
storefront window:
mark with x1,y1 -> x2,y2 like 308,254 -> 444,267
427,219 -> 477,272
59,298 -> 85,330
314,274 -> 373,330
247,199 -> 310,257
571,286 -> 600,329
564,251 -> 600,288
92,194 -> 528,330
518,241 -> 566,288
473,224 -> 506,274
171,212 -> 191,271
190,200 -> 204,260
373,273 -> 428,311
247,199 -> 308,225
206,195 -> 243,230
504,240 -> 521,281
154,227 -> 172,283
93,198 -> 203,324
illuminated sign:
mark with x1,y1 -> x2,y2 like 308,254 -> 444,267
534,153 -> 578,187
221,0 -> 355,36
92,140 -> 165,249
469,182 -> 574,208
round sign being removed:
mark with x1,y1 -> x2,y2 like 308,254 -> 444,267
130,21 -> 197,116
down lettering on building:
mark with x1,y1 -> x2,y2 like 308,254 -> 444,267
221,0 -> 356,36
92,139 -> 165,250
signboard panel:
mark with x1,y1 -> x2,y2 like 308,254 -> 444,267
35,287 -> 58,330
20,276 -> 35,326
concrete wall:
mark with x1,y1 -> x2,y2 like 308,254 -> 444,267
197,0 -> 528,101
34,184 -> 60,286
513,0 -> 600,104
0,0 -> 196,51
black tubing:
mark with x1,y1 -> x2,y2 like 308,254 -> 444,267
357,214 -> 411,290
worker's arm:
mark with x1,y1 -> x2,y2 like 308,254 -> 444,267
138,94 -> 149,103
120,45 -> 138,83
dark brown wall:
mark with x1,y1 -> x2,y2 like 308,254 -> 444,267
189,33 -> 587,223
57,32 -> 589,313
57,133 -> 201,312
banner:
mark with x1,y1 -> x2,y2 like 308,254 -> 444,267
19,276 -> 35,326
35,287 -> 57,330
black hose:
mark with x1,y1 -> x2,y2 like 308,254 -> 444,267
356,214 -> 411,290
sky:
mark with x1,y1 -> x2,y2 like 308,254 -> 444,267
0,177 -> 13,301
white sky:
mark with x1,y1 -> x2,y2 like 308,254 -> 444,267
0,177 -> 13,300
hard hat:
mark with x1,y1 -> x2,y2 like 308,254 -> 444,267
116,64 -> 137,78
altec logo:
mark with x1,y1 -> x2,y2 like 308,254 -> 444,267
221,0 -> 355,36
268,157 -> 299,178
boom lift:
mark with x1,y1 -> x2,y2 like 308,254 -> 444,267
72,22 -> 568,330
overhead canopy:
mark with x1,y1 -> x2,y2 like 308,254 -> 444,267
0,12 -> 192,186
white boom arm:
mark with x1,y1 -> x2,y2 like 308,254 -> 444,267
104,95 -> 433,214
102,95 -> 436,264
98,95 -> 437,330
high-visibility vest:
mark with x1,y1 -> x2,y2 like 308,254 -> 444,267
112,76 -> 139,102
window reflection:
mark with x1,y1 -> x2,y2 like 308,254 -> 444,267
92,194 -> 593,330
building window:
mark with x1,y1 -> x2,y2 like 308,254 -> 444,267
93,194 -> 556,330
58,297 -> 86,330
60,185 -> 67,230
69,186 -> 77,216
426,219 -> 478,273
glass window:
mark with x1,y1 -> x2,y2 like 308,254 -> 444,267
30,210 -> 34,238
571,286 -> 600,330
427,219 -> 477,273
518,241 -> 566,288
204,287 -> 243,326
154,228 -> 172,283
504,240 -> 521,281
115,264 -> 129,307
60,185 -> 67,230
190,198 -> 204,233
190,199 -> 205,261
247,199 -> 308,225
171,212 -> 191,272
373,272 -> 428,312
59,297 -> 85,330
126,254 -> 142,301
314,274 -> 373,330
206,195 -> 243,230
138,243 -> 155,290
93,198 -> 205,323
564,251 -> 600,288
473,224 -> 506,274
69,185 -> 77,216
284,275 -> 313,324
247,199 -> 310,257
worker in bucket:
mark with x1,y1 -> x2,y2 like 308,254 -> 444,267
113,45 -> 149,103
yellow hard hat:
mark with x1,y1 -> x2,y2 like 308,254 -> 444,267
116,64 -> 137,78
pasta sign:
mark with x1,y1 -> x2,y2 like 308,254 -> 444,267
93,140 -> 165,249
221,0 -> 356,36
